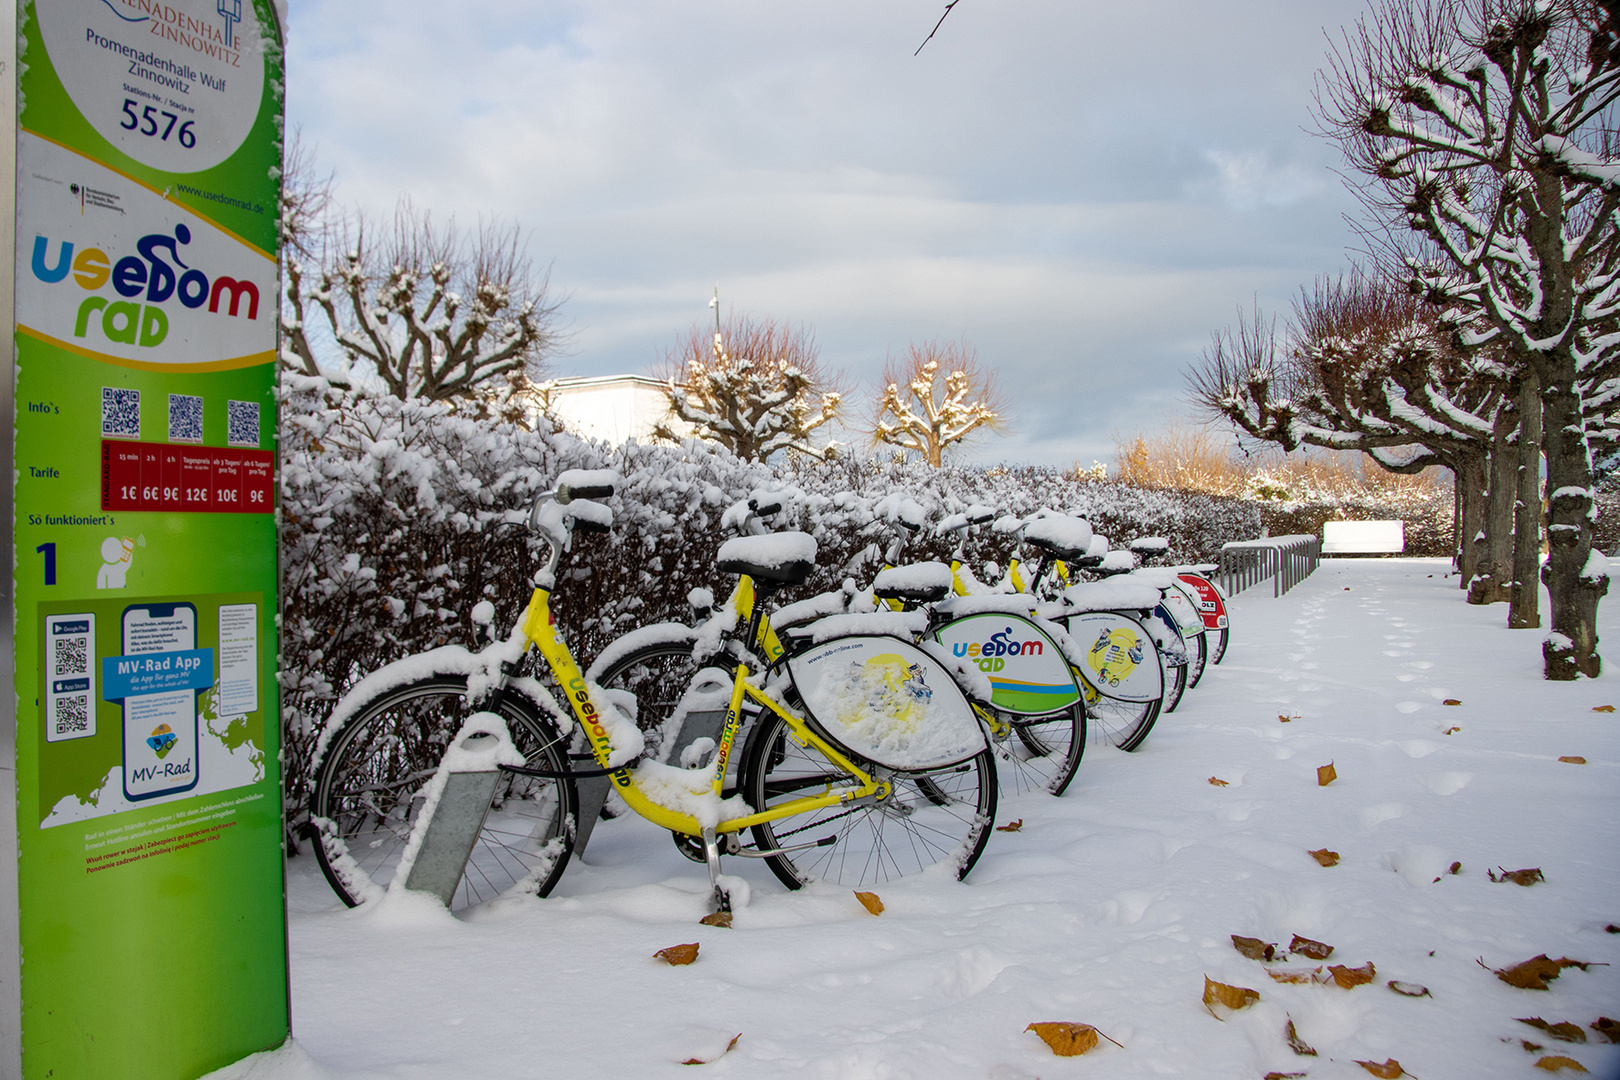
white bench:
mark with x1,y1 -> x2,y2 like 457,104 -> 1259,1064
1322,520 -> 1405,554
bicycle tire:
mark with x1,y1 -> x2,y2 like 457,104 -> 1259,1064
1186,629 -> 1209,689
309,674 -> 577,910
740,709 -> 997,890
1081,679 -> 1161,752
1210,625 -> 1229,665
997,702 -> 1085,796
588,634 -> 711,761
1163,657 -> 1189,713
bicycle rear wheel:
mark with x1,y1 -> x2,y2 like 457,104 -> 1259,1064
1210,625 -> 1230,665
309,674 -> 576,910
741,710 -> 997,890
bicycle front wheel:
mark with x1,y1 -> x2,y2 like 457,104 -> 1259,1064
1081,680 -> 1161,751
741,710 -> 997,890
309,674 -> 576,910
1186,630 -> 1209,689
1210,625 -> 1230,665
1163,659 -> 1189,713
995,703 -> 1085,797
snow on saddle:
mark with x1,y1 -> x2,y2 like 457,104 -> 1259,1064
716,532 -> 818,586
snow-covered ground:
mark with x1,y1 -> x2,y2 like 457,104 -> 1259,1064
219,558 -> 1619,1080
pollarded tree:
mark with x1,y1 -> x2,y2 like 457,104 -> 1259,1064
1190,275 -> 1509,589
284,198 -> 564,401
871,341 -> 1007,467
1318,0 -> 1620,678
652,315 -> 845,461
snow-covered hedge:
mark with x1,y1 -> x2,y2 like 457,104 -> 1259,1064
279,380 -> 1260,833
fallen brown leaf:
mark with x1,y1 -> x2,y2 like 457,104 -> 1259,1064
1443,699 -> 1462,706
1265,966 -> 1322,984
680,1034 -> 741,1065
1264,1074 -> 1308,1080
656,943 -> 700,966
1209,777 -> 1230,787
1443,726 -> 1461,735
1025,1022 -> 1115,1056
1525,1040 -> 1547,1053
1278,714 -> 1296,723
1329,962 -> 1376,989
854,891 -> 884,916
1356,1059 -> 1406,1078
1518,1018 -> 1587,1043
995,819 -> 1023,832
1308,849 -> 1340,867
1449,861 -> 1462,875
1285,1017 -> 1317,1057
1495,955 -> 1567,990
1232,934 -> 1277,961
1592,705 -> 1615,713
1387,980 -> 1431,998
1290,934 -> 1335,960
1591,1018 -> 1620,1043
1202,976 -> 1259,1018
1317,762 -> 1338,786
1490,867 -> 1544,886
1534,1056 -> 1589,1073
699,912 -> 732,928
1559,756 -> 1587,764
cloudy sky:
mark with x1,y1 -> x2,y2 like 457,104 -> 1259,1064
283,0 -> 1374,466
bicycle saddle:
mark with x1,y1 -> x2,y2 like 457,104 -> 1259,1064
716,532 -> 817,585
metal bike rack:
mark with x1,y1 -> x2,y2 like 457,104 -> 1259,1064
1217,535 -> 1322,599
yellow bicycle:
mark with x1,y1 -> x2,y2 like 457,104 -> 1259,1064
308,475 -> 997,914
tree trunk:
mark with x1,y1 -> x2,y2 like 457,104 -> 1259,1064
1468,407 -> 1517,604
1455,452 -> 1488,591
1509,372 -> 1543,630
1538,366 -> 1605,678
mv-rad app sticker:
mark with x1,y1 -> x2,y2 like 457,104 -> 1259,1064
107,602 -> 209,800
36,0 -> 266,172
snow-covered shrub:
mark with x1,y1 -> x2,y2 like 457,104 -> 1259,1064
279,380 -> 1260,835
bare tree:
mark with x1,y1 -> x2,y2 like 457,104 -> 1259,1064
283,194 -> 563,401
278,132 -> 336,380
1318,0 -> 1620,678
871,341 -> 1007,466
652,314 -> 844,461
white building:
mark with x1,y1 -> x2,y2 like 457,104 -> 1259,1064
544,374 -> 692,444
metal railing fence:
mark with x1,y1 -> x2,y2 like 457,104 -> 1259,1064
1218,535 -> 1322,598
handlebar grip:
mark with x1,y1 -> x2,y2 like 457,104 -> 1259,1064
749,498 -> 784,517
565,484 -> 615,501
572,518 -> 612,535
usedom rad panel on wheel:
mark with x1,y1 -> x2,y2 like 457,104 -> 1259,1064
10,1 -> 288,1077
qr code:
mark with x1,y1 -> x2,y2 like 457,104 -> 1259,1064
226,399 -> 260,447
101,387 -> 140,439
54,695 -> 89,734
168,394 -> 204,443
54,637 -> 88,677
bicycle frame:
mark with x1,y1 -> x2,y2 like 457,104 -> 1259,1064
516,584 -> 884,840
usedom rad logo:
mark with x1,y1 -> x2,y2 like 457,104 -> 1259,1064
31,225 -> 260,350
146,723 -> 177,758
950,626 -> 1045,672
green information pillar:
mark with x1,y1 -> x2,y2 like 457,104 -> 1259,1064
7,1 -> 290,1076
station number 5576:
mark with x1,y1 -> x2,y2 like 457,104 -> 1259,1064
120,99 -> 196,148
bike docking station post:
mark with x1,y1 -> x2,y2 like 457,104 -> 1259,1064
400,729 -> 507,906
6,2 -> 292,1075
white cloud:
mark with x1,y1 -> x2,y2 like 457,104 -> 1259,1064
285,0 -> 1371,466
